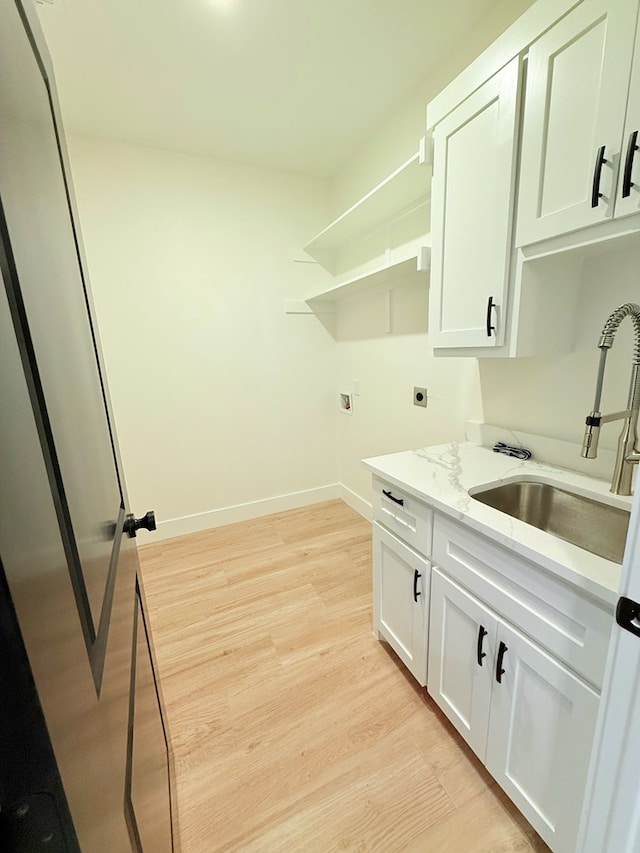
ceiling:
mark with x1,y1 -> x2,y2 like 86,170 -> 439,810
37,0 -> 509,177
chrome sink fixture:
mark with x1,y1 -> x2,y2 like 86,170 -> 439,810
471,479 -> 630,564
581,302 -> 640,495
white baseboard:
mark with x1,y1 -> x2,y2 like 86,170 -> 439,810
338,483 -> 372,521
152,484 -> 342,542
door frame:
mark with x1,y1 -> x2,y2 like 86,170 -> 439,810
577,482 -> 640,851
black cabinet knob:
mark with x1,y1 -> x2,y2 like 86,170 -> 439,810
123,510 -> 156,538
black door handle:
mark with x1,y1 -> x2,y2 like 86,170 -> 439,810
591,145 -> 608,208
382,489 -> 404,507
477,625 -> 488,666
413,570 -> 422,603
123,510 -> 156,539
616,596 -> 640,638
622,130 -> 638,199
486,296 -> 496,337
496,641 -> 508,683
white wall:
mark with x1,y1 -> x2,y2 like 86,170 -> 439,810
331,0 -> 537,211
328,0 -> 534,510
479,240 -> 640,452
67,136 -> 338,537
64,0 -> 635,531
335,283 -> 481,510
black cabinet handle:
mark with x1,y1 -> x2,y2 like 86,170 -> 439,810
591,145 -> 608,208
622,130 -> 638,199
382,489 -> 404,507
477,625 -> 488,666
496,641 -> 508,684
413,570 -> 422,602
486,296 -> 496,337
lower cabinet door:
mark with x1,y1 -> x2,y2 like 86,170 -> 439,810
373,522 -> 429,686
428,568 -> 496,760
485,621 -> 600,853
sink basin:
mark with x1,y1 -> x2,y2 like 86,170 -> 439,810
471,479 -> 630,564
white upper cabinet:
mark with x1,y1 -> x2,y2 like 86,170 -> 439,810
516,0 -> 640,246
616,8 -> 640,220
426,0 -> 640,358
429,57 -> 521,349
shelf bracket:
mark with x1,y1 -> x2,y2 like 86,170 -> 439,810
417,246 -> 430,271
419,135 -> 427,165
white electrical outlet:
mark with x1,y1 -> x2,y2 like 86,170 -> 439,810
413,387 -> 427,408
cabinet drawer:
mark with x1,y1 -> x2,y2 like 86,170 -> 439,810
372,477 -> 433,557
432,514 -> 612,689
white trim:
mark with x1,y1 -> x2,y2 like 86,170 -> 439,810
577,484 -> 640,852
338,483 -> 373,521
578,628 -> 640,851
151,484 -> 341,541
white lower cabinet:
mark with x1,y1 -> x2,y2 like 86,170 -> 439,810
428,567 -> 600,853
370,474 -> 609,851
485,620 -> 600,853
428,567 -> 496,760
373,521 -> 429,686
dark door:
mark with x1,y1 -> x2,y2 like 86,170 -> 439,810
0,1 -> 173,849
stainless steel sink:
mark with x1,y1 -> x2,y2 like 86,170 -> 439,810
471,479 -> 630,564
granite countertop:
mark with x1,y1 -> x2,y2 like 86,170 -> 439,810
363,441 -> 632,607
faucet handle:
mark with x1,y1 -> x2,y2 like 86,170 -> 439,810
582,413 -> 602,459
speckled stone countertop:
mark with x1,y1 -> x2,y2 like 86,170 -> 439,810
363,442 -> 632,607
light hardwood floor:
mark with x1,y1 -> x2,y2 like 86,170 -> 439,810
138,500 -> 550,853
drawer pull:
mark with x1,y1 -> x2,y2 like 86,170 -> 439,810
622,130 -> 638,198
382,489 -> 404,507
496,641 -> 508,684
413,570 -> 422,603
591,145 -> 607,208
477,625 -> 488,666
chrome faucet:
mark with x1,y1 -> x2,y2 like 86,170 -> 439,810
581,303 -> 640,495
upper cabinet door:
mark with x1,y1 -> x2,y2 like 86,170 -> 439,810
616,9 -> 640,219
516,0 -> 639,247
429,57 -> 521,350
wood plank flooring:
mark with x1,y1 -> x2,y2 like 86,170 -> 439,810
138,500 -> 550,853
